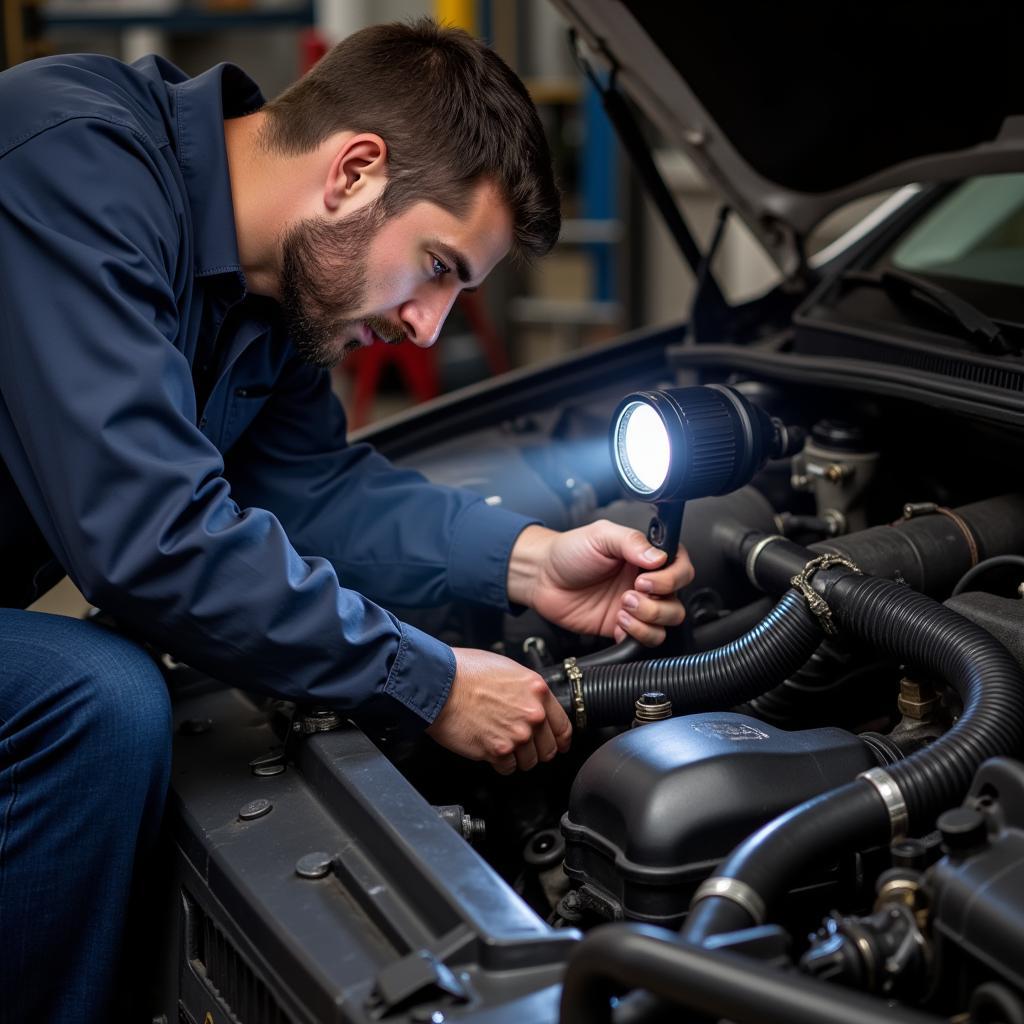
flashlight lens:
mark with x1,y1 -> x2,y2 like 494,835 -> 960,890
617,401 -> 671,494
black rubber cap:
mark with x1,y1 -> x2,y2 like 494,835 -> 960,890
938,806 -> 988,855
810,419 -> 868,453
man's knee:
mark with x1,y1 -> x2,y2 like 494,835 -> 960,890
0,611 -> 172,781
67,619 -> 173,775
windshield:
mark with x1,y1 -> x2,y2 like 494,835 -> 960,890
891,174 -> 1024,288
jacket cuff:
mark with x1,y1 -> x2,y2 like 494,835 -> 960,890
447,500 -> 538,610
354,620 -> 456,738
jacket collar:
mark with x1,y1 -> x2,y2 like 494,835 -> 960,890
168,62 -> 264,289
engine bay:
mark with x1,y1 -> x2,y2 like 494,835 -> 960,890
376,350 -> 1024,1022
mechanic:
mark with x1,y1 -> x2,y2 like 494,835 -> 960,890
0,19 -> 692,1022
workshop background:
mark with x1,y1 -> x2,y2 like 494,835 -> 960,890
2,0 -> 878,615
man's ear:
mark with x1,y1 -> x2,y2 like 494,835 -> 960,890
324,133 -> 388,213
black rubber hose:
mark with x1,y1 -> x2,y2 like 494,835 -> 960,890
560,922 -> 943,1024
566,590 -> 823,726
831,573 -> 1024,822
715,495 -> 1024,601
683,779 -> 889,943
568,636 -> 644,671
541,597 -> 773,692
684,569 -> 1024,943
690,595 -> 775,651
951,554 -> 1024,597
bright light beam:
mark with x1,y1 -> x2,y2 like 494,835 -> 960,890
614,401 -> 671,494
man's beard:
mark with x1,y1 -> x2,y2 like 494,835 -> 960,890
279,202 -> 406,368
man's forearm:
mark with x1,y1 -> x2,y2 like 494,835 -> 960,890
506,523 -> 557,608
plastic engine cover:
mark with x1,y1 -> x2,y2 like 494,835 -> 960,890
928,758 -> 1024,996
562,712 -> 877,925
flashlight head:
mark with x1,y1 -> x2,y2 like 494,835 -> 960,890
611,384 -> 782,502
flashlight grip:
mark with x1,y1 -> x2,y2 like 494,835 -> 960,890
646,500 -> 685,565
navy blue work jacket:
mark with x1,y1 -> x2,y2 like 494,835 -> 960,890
0,54 -> 534,732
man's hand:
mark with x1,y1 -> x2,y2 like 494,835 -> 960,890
425,647 -> 572,774
507,521 -> 695,646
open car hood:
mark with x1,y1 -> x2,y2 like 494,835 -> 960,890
552,1 -> 1024,275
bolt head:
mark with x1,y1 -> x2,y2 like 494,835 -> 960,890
295,852 -> 333,879
238,798 -> 272,821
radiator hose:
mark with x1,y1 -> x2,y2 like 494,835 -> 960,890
684,551 -> 1024,944
560,923 -> 944,1024
543,590 -> 824,727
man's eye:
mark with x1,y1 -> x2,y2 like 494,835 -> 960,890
431,255 -> 450,278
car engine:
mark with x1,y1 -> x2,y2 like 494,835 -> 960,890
372,340 -> 1024,1024
150,245 -> 1024,1024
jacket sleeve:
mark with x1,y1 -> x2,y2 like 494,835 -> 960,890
0,117 -> 469,732
223,356 -> 537,612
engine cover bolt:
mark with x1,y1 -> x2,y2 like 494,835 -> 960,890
295,852 -> 333,879
238,798 -> 273,821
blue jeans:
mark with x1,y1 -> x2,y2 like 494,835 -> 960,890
0,609 -> 172,1023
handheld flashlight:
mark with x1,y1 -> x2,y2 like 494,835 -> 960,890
610,384 -> 804,561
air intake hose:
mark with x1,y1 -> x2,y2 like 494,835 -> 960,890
545,590 -> 824,727
684,552 -> 1024,945
560,922 -> 944,1024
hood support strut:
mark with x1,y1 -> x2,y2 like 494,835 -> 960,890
572,31 -> 731,343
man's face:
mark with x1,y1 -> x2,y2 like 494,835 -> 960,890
280,179 -> 513,368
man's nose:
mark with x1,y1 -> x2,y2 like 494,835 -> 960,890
401,289 -> 459,349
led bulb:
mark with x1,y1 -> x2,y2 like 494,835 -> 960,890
615,401 -> 671,494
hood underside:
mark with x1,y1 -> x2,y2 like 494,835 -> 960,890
553,0 -> 1024,274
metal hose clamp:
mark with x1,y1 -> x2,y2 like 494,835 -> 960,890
745,534 -> 784,587
899,502 -> 979,567
859,767 -> 910,839
690,876 -> 766,925
790,553 -> 862,636
563,657 -> 586,730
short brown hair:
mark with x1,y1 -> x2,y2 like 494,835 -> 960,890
261,18 -> 560,260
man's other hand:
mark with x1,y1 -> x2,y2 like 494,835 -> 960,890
425,647 -> 572,774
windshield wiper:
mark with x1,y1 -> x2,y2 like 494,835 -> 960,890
841,268 -> 1022,357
